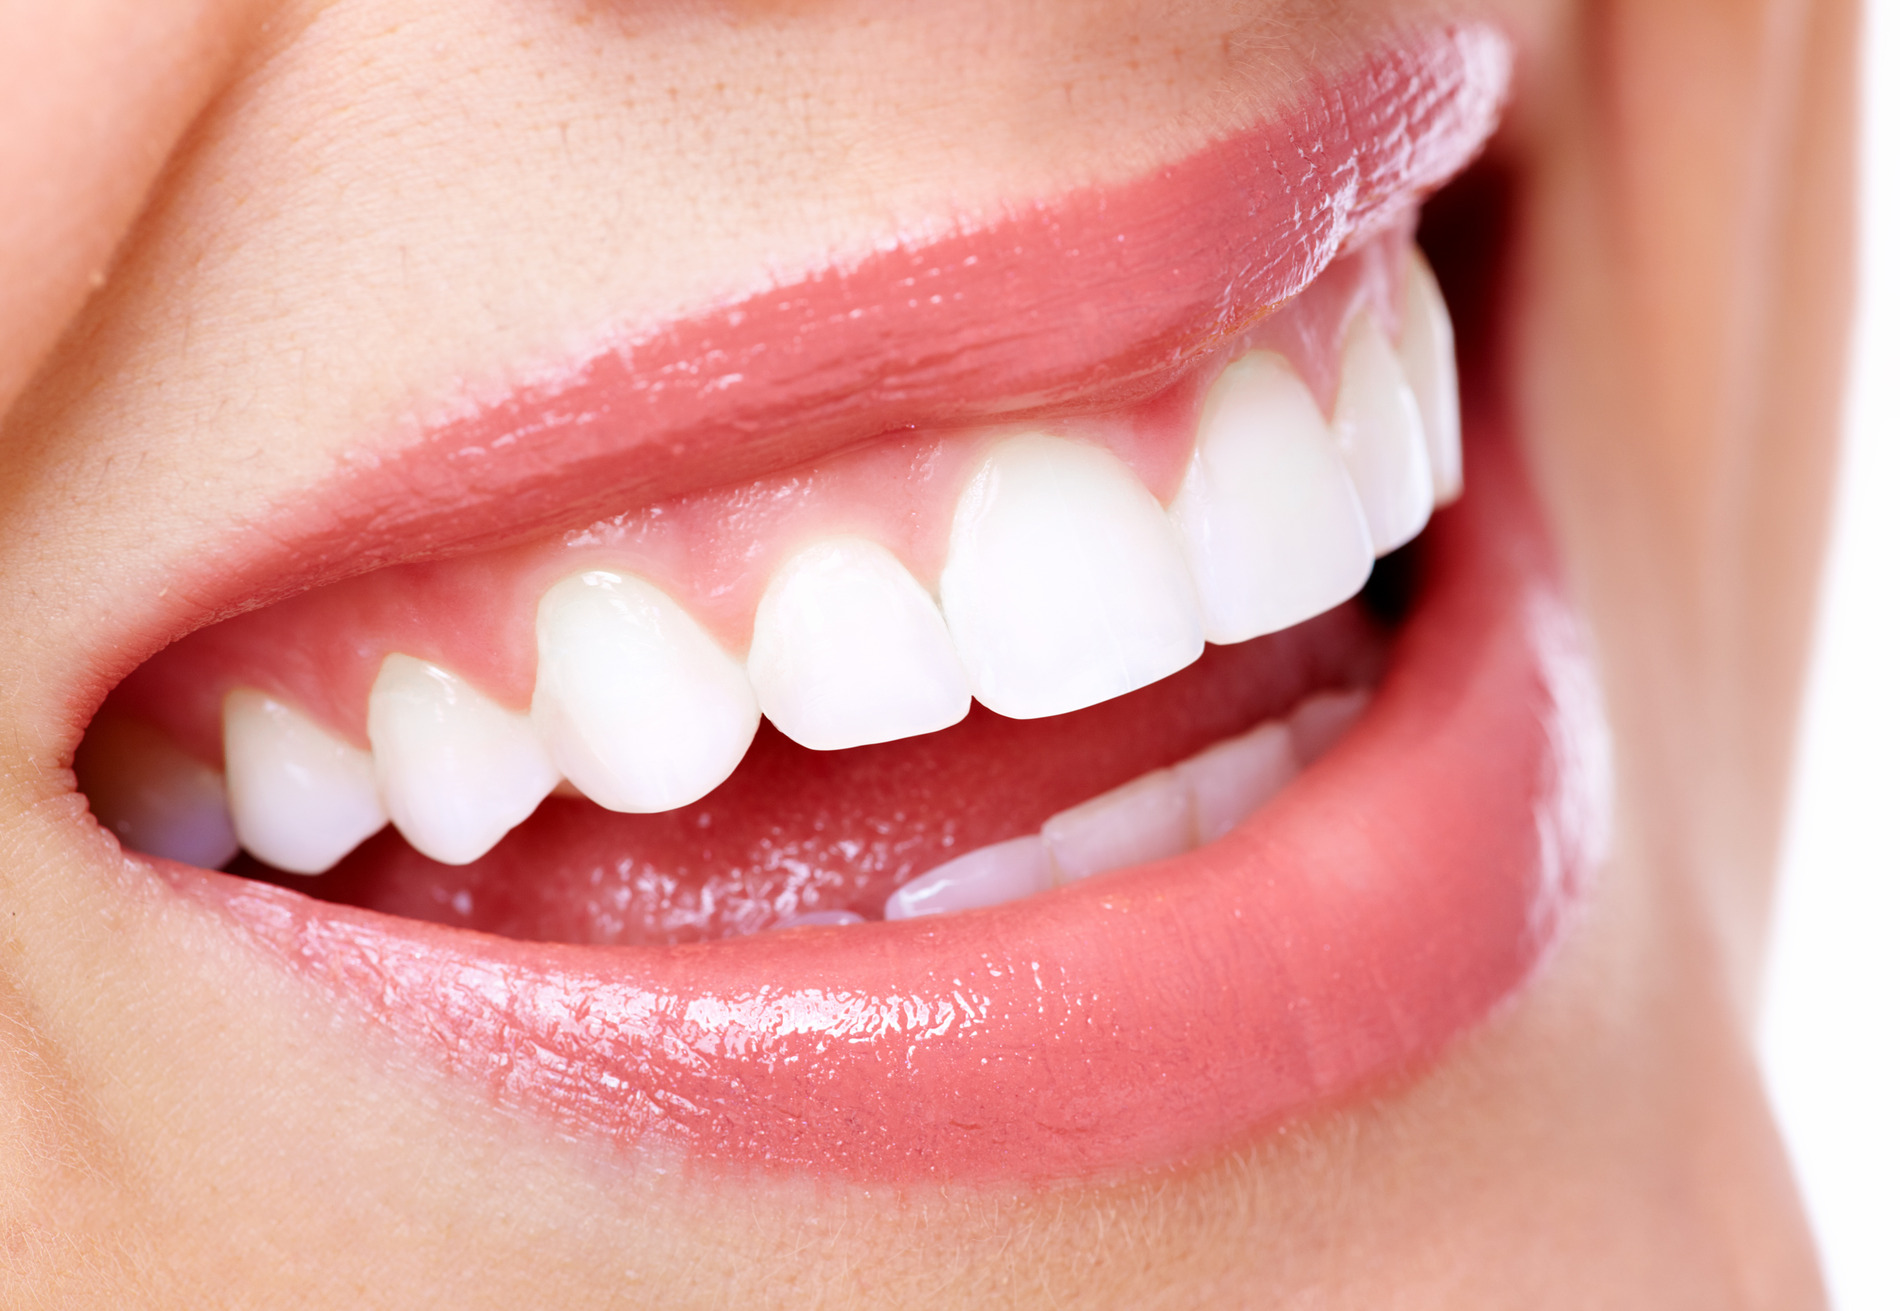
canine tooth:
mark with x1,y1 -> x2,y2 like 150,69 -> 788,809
1332,312 -> 1435,555
1176,719 -> 1301,844
1170,351 -> 1375,643
1042,767 -> 1195,883
1401,248 -> 1463,504
532,570 -> 760,813
367,654 -> 560,865
939,433 -> 1204,719
747,537 -> 971,750
222,688 -> 386,874
883,835 -> 1055,920
1288,687 -> 1371,764
77,717 -> 240,869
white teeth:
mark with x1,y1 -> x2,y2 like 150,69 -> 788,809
1169,351 -> 1376,643
1332,312 -> 1435,555
1288,687 -> 1371,763
747,537 -> 971,750
367,654 -> 560,865
222,688 -> 386,874
1041,767 -> 1194,883
1400,248 -> 1463,504
883,835 -> 1056,920
531,569 -> 760,813
774,909 -> 867,929
177,256 -> 1441,854
938,433 -> 1204,719
78,717 -> 240,869
1175,719 -> 1300,844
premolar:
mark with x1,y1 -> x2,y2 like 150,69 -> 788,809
367,654 -> 560,865
222,688 -> 387,874
747,537 -> 971,750
532,570 -> 760,813
1169,350 -> 1375,644
939,433 -> 1204,720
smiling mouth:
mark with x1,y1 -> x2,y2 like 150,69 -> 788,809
65,21 -> 1609,1184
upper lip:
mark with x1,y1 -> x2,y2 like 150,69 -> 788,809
108,20 -> 1512,694
57,20 -> 1600,1188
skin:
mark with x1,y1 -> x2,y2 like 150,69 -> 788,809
0,0 -> 1852,1304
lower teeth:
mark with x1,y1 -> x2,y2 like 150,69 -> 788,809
872,684 -> 1368,926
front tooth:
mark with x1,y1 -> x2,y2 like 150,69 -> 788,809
1401,247 -> 1463,504
883,835 -> 1056,920
1041,767 -> 1195,883
367,654 -> 560,865
938,433 -> 1204,719
77,717 -> 240,869
222,688 -> 386,874
1332,312 -> 1435,555
747,537 -> 971,750
531,569 -> 760,813
1175,718 -> 1300,845
1169,351 -> 1375,643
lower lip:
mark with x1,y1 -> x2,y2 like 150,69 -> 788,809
164,418 -> 1608,1186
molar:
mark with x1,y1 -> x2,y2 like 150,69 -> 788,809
531,569 -> 760,813
222,688 -> 387,874
938,433 -> 1204,720
76,717 -> 240,870
1169,350 -> 1375,644
1332,311 -> 1435,555
367,654 -> 560,865
747,536 -> 971,751
1401,249 -> 1463,504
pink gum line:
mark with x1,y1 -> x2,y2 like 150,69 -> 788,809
108,229 -> 1412,763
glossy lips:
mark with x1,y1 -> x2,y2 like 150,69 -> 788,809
133,22 -> 1601,1186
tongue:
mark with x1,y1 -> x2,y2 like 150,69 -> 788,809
241,599 -> 1386,943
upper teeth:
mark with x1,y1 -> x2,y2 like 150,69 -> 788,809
939,432 -> 1206,720
223,688 -> 386,874
747,536 -> 972,750
174,246 -> 1462,875
368,654 -> 561,865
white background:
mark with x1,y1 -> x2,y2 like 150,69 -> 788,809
1759,2 -> 1900,1306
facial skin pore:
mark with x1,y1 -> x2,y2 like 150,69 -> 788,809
0,0 -> 1852,1305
